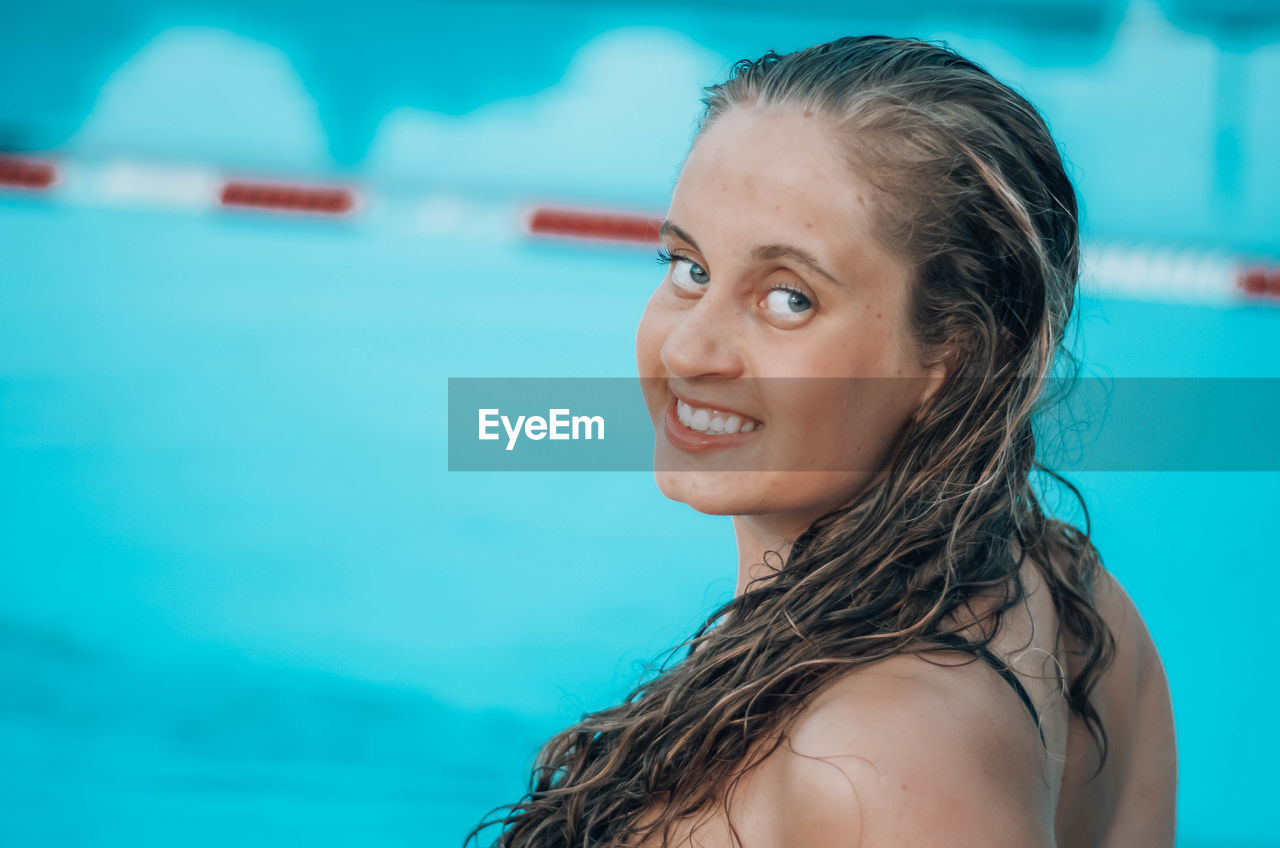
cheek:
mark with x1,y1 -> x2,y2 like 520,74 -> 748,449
634,290 -> 671,378
770,375 -> 917,471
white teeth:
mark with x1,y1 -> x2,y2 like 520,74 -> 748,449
675,398 -> 762,434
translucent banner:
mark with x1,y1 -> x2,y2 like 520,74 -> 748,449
447,377 -> 1280,472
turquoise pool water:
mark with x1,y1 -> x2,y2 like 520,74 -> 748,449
2,198 -> 1278,845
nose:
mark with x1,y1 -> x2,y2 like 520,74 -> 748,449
659,290 -> 746,379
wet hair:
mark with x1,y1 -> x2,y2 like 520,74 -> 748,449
468,34 -> 1115,847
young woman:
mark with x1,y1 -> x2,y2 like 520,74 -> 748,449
470,35 -> 1177,847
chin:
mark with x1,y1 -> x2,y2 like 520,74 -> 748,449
654,466 -> 874,522
653,468 -> 766,516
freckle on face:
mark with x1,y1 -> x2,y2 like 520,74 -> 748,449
638,105 -> 932,521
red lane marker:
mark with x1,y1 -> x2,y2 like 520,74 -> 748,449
0,155 -> 57,190
1237,265 -> 1280,299
219,180 -> 355,215
526,206 -> 662,244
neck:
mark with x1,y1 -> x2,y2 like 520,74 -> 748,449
730,513 -> 813,597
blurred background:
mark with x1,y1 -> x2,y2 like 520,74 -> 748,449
1,0 -> 1277,845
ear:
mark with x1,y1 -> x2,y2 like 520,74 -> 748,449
915,346 -> 959,418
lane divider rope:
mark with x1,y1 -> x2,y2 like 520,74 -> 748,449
2,152 -> 1276,304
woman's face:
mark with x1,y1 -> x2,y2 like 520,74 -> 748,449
635,104 -> 947,525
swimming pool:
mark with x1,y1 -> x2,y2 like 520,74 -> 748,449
2,2 -> 1278,845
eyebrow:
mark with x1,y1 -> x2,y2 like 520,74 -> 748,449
659,220 -> 847,289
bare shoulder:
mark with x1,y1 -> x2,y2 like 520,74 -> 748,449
1066,564 -> 1173,757
1092,567 -> 1160,681
1055,566 -> 1178,848
753,653 -> 1057,847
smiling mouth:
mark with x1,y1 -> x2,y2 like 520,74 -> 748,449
674,397 -> 765,434
663,396 -> 764,454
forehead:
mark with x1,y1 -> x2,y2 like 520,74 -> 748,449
671,106 -> 888,263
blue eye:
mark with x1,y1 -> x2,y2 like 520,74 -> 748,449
764,285 -> 812,317
655,247 -> 708,291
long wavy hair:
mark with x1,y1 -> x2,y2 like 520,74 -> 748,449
468,34 -> 1115,847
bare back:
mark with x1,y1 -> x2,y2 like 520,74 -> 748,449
631,552 -> 1177,847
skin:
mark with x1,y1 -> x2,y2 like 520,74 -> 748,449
634,103 -> 949,594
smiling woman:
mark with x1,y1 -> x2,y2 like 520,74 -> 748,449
639,107 -> 947,538
468,35 -> 1176,848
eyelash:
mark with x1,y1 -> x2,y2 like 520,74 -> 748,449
771,282 -> 810,302
654,247 -> 814,311
654,246 -> 688,267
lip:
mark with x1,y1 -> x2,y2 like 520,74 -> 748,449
663,395 -> 763,454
